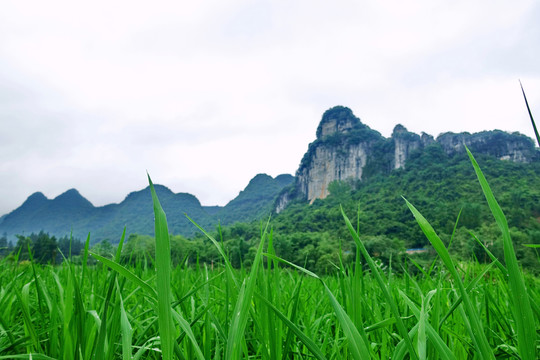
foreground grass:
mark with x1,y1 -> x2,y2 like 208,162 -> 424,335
0,157 -> 539,359
0,247 -> 538,359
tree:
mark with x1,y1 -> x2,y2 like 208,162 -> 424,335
14,235 -> 32,261
92,239 -> 115,259
0,233 -> 9,257
32,232 -> 58,264
57,235 -> 84,260
121,234 -> 155,266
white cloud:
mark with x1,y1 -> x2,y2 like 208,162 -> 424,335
0,0 -> 539,215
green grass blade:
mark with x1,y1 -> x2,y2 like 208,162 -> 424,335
92,227 -> 126,359
469,232 -> 508,275
398,290 -> 456,360
322,282 -> 371,360
81,233 -> 91,286
519,80 -> 540,147
147,174 -> 175,360
254,292 -> 327,360
225,222 -> 268,360
115,278 -> 133,360
403,197 -> 494,359
466,147 -> 537,360
438,261 -> 496,330
171,308 -> 205,360
264,251 -> 372,359
90,252 -> 157,300
341,206 -> 418,360
16,286 -> 41,354
185,214 -> 238,288
263,253 -> 320,278
0,355 -> 58,360
281,276 -> 304,360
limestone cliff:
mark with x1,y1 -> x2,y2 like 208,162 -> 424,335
296,106 -> 385,204
437,131 -> 535,162
275,105 -> 538,212
392,124 -> 422,169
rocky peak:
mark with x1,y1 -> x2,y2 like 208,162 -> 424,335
391,125 -> 422,169
22,192 -> 47,207
292,107 -> 383,205
421,132 -> 435,146
392,124 -> 408,135
316,106 -> 362,139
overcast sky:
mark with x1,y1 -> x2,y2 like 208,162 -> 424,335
1,0 -> 539,215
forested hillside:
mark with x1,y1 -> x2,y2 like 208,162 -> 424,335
184,144 -> 540,273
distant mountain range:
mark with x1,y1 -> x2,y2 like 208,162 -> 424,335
2,105 -> 538,246
0,174 -> 294,244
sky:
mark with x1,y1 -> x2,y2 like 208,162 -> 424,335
1,0 -> 539,215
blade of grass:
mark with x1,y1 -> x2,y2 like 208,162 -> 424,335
403,197 -> 494,359
115,278 -> 133,360
148,174 -> 205,360
519,80 -> 540,147
0,355 -> 58,360
170,308 -> 205,360
93,228 -> 126,360
466,147 -> 537,360
225,221 -> 268,360
341,206 -> 418,360
264,252 -> 372,359
398,290 -> 456,360
254,292 -> 327,360
185,215 -> 238,288
438,261 -> 496,330
281,276 -> 304,360
148,174 -> 177,360
90,252 -> 157,300
81,233 -> 91,285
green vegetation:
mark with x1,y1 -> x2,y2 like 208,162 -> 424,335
265,146 -> 540,274
0,153 -> 538,359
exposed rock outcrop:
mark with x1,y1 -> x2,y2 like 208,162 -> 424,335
437,131 -> 535,162
293,106 -> 385,204
275,105 -> 538,213
392,124 -> 421,169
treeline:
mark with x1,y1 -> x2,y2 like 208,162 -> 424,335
0,231 -> 84,264
1,217 -> 538,276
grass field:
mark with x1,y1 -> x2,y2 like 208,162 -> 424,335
0,152 -> 538,359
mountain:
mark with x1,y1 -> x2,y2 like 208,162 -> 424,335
215,174 -> 294,224
0,174 -> 292,244
275,106 -> 538,211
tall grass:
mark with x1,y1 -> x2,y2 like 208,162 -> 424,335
0,160 -> 538,358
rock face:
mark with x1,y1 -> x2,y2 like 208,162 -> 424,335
275,105 -> 538,212
296,107 -> 384,204
392,124 -> 422,169
437,131 -> 535,162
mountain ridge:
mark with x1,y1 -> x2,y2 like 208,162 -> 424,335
0,174 -> 293,243
275,106 -> 538,211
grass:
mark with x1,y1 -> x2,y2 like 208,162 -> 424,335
0,155 -> 539,359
